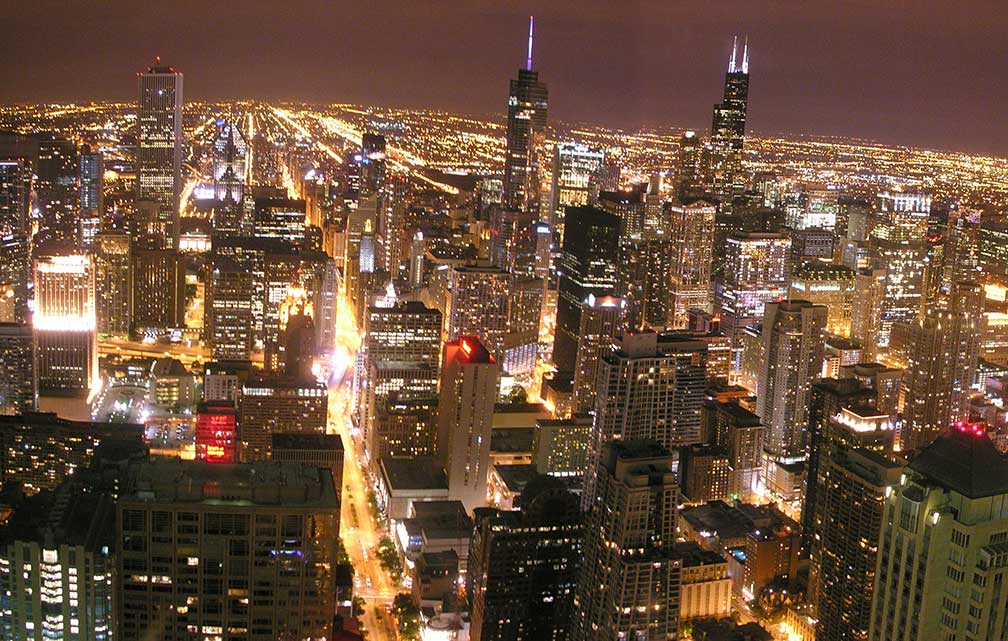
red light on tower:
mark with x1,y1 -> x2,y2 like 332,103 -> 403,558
460,339 -> 472,356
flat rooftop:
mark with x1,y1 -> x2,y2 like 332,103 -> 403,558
382,457 -> 449,491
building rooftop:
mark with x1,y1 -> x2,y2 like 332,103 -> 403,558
492,464 -> 540,493
407,500 -> 473,540
490,427 -> 534,453
382,457 -> 449,491
122,459 -> 340,509
681,500 -> 799,542
707,399 -> 762,426
677,541 -> 728,568
909,426 -> 1008,499
271,432 -> 344,451
0,480 -> 114,550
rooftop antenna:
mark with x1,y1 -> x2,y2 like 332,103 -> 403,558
526,16 -> 535,70
742,35 -> 749,73
728,35 -> 738,72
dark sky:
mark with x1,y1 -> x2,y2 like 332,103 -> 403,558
4,1 -> 1008,155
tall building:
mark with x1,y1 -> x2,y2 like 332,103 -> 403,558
136,59 -> 183,248
360,132 -> 387,195
468,476 -> 581,641
704,400 -> 765,501
94,232 -> 132,336
206,257 -> 255,360
211,118 -> 247,205
502,17 -> 548,212
0,158 -> 32,323
805,405 -> 900,641
78,144 -> 103,249
116,460 -> 339,641
549,141 -> 604,232
571,295 -> 626,414
36,135 -> 79,245
707,36 -> 750,205
715,231 -> 790,368
668,198 -> 717,327
757,300 -> 827,460
585,332 -> 707,505
618,235 -> 674,331
238,376 -> 327,462
900,281 -> 983,452
0,323 -> 36,414
676,130 -> 701,200
554,205 -> 621,371
436,337 -> 498,513
446,263 -> 510,363
502,276 -> 543,377
788,262 -> 856,337
33,254 -> 97,396
574,440 -> 681,641
130,247 -> 185,336
870,427 -> 1008,641
0,480 -> 115,641
870,190 -> 930,347
850,267 -> 887,361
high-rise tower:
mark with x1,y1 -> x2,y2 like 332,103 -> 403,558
137,58 -> 183,248
503,17 -> 548,212
707,36 -> 750,206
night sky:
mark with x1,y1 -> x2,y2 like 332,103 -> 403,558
4,1 -> 1008,155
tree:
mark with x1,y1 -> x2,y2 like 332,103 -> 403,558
392,593 -> 421,641
374,536 -> 403,583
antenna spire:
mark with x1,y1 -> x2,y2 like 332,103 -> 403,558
742,35 -> 749,73
526,16 -> 535,70
728,35 -> 738,73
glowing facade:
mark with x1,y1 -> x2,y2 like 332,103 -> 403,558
137,60 -> 183,248
32,254 -> 97,396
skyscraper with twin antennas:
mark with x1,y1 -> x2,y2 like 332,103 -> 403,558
707,35 -> 750,207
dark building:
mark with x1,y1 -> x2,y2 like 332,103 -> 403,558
553,205 -> 620,371
0,323 -> 36,415
502,19 -> 548,212
468,475 -> 581,641
130,247 -> 185,336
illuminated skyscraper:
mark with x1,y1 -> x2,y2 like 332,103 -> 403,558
676,130 -> 701,201
32,254 -> 97,396
206,257 -> 255,360
870,190 -> 930,347
571,295 -> 626,414
211,118 -> 247,205
757,300 -> 827,460
503,17 -> 548,212
78,144 -> 103,250
94,232 -> 132,337
553,205 -> 620,371
575,440 -> 681,641
668,198 -> 717,327
437,337 -> 498,513
238,376 -> 328,462
360,132 -> 387,195
36,135 -> 79,244
549,141 -> 603,233
136,58 -> 183,248
0,159 -> 31,323
447,263 -> 510,363
707,36 -> 750,206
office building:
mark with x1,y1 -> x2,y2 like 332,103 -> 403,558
206,257 -> 255,360
668,198 -> 717,327
137,59 -> 183,247
0,159 -> 31,323
788,262 -> 856,337
618,235 -> 674,331
0,323 -> 36,415
850,267 -> 887,361
502,276 -> 543,377
703,400 -> 765,500
116,460 -> 339,641
757,300 -> 827,460
253,197 -> 307,245
554,205 -> 621,371
0,412 -> 144,495
94,232 -> 132,336
503,19 -> 548,212
870,427 -> 1008,641
574,441 -> 681,641
373,396 -> 438,460
36,135 -> 79,245
78,144 -> 103,248
679,444 -> 733,504
571,295 -> 626,414
211,118 -> 247,205
839,362 -> 904,416
549,141 -> 604,231
532,416 -> 592,476
131,247 -> 185,336
677,542 -> 733,623
870,191 -> 930,347
33,254 -> 97,396
271,432 -> 345,494
238,375 -> 327,462
194,401 -> 237,463
447,263 -> 510,363
676,130 -> 702,200
707,36 -> 750,204
468,476 -> 581,641
437,337 -> 498,513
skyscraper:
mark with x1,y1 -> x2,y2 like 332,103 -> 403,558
0,323 -> 36,414
130,247 -> 185,336
468,476 -> 582,641
78,144 -> 103,249
136,58 -> 183,248
571,295 -> 626,414
757,300 -> 827,460
206,257 -> 256,360
668,198 -> 717,327
676,130 -> 701,201
900,280 -> 983,452
238,375 -> 328,462
32,254 -> 97,396
549,141 -> 604,233
446,263 -> 510,364
575,440 -> 681,641
870,426 -> 1008,641
36,135 -> 79,245
553,205 -> 620,371
503,17 -> 548,212
584,332 -> 707,505
0,158 -> 31,324
211,118 -> 247,205
94,232 -> 132,336
437,336 -> 498,513
707,36 -> 750,205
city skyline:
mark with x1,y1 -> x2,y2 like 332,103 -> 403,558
4,2 -> 1008,155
